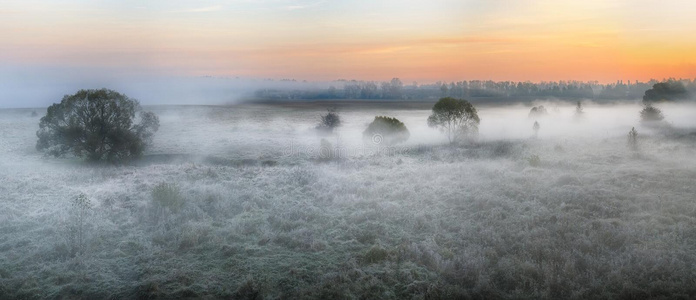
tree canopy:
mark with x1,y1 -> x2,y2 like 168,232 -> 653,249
643,80 -> 689,102
640,103 -> 664,123
316,108 -> 341,133
36,88 -> 160,162
363,116 -> 410,145
427,97 -> 480,143
528,105 -> 548,118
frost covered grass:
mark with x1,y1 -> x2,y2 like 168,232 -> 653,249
1,103 -> 696,299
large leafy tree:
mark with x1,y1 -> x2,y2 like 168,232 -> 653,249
36,88 -> 160,162
427,97 -> 480,143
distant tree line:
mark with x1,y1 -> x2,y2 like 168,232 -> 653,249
254,78 -> 696,102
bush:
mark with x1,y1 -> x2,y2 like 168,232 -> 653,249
628,127 -> 638,150
316,108 -> 341,133
574,101 -> 584,120
233,278 -> 264,300
67,193 -> 92,256
152,182 -> 184,214
527,154 -> 541,167
362,245 -> 390,264
528,105 -> 548,118
36,88 -> 159,162
363,116 -> 410,145
640,103 -> 664,123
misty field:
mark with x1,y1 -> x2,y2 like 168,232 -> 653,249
1,102 -> 696,299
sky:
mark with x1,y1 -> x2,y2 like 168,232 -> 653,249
2,0 -> 696,106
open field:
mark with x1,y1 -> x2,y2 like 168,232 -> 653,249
1,102 -> 696,299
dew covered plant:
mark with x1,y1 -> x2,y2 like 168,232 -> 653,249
152,182 -> 185,216
67,193 -> 92,256
362,116 -> 410,145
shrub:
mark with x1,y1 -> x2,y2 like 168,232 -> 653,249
527,154 -> 541,167
528,105 -> 548,118
234,278 -> 264,300
67,193 -> 92,256
36,88 -> 159,162
640,103 -> 664,123
628,127 -> 638,150
362,245 -> 390,264
363,116 -> 410,145
152,182 -> 184,214
316,108 -> 341,133
574,101 -> 584,120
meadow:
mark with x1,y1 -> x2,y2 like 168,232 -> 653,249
1,101 -> 695,299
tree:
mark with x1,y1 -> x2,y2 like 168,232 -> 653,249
363,116 -> 410,145
640,103 -> 664,123
36,88 -> 160,162
533,121 -> 540,138
628,127 -> 638,150
643,80 -> 688,102
427,97 -> 480,143
316,108 -> 341,133
574,101 -> 584,120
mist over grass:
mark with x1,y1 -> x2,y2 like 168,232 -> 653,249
1,102 -> 696,299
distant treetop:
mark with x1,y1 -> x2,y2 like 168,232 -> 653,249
643,79 -> 689,102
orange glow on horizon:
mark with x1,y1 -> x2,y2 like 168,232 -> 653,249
2,1 -> 696,84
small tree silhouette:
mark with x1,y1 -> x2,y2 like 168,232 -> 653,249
574,101 -> 584,120
316,108 -> 341,134
628,127 -> 638,150
533,121 -> 540,138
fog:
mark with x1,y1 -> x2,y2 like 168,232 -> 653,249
1,101 -> 696,298
0,66 -> 337,108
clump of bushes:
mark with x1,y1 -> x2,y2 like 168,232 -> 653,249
363,116 -> 410,145
528,105 -> 548,118
640,103 -> 664,123
316,108 -> 341,134
362,245 -> 390,264
152,182 -> 185,214
527,154 -> 541,167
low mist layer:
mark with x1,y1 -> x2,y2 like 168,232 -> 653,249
1,102 -> 695,298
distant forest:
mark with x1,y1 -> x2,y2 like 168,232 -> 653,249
253,78 -> 696,103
